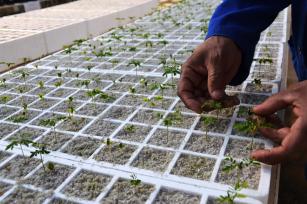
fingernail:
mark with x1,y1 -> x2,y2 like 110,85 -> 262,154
211,90 -> 224,99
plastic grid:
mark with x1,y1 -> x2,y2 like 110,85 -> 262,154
0,0 -> 288,203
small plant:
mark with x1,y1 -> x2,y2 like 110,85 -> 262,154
128,59 -> 141,76
66,97 -> 75,119
99,92 -> 115,102
139,78 -> 148,88
128,46 -> 137,52
30,143 -> 51,172
54,81 -> 63,88
222,156 -> 260,173
163,118 -> 173,144
39,115 -> 66,138
162,59 -> 181,85
79,80 -> 91,89
93,49 -> 113,57
38,81 -> 44,89
86,88 -> 102,102
6,138 -> 34,157
130,173 -> 141,186
217,180 -> 249,204
201,116 -> 217,138
124,124 -> 136,133
201,100 -> 223,119
0,78 -> 6,87
217,156 -> 260,204
252,78 -> 262,91
0,95 -> 10,105
233,114 -> 272,151
143,97 -> 156,107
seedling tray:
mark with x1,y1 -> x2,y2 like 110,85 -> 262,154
0,0 -> 288,203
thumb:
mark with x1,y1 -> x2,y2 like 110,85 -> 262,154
207,63 -> 226,100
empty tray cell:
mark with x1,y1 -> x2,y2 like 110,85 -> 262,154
154,188 -> 201,204
148,129 -> 186,149
61,136 -> 101,158
132,147 -> 174,172
62,170 -> 111,200
95,142 -> 137,165
184,133 -> 224,156
171,154 -> 215,181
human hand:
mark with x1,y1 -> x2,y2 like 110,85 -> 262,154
177,36 -> 242,113
252,81 -> 307,165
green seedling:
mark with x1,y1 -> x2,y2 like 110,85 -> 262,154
233,114 -> 273,151
129,87 -> 136,95
110,59 -> 119,67
22,103 -> 28,116
20,71 -> 29,84
163,118 -> 173,144
11,113 -> 28,123
86,88 -> 102,101
79,80 -> 91,89
39,115 -> 66,138
124,124 -> 136,133
139,78 -> 148,88
46,162 -> 55,171
222,156 -> 260,173
30,143 -> 50,172
99,92 -> 115,102
158,40 -> 169,46
143,97 -> 156,107
6,138 -> 34,157
0,78 -> 6,87
201,100 -> 223,119
128,59 -> 142,77
202,116 -> 217,138
118,143 -> 124,149
130,173 -> 141,187
159,56 -> 167,66
66,97 -> 75,119
145,40 -> 153,48
54,81 -> 63,88
38,81 -> 44,89
217,155 -> 259,204
93,49 -> 113,57
63,45 -> 77,55
0,95 -> 10,105
156,33 -> 164,38
38,93 -> 44,101
162,59 -> 181,85
73,39 -> 86,46
252,78 -> 262,91
217,180 -> 249,204
128,47 -> 137,52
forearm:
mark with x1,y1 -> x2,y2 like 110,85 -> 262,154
206,0 -> 290,85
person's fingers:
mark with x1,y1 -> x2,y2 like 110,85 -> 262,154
178,78 -> 202,113
251,146 -> 289,165
253,91 -> 295,116
206,63 -> 226,100
258,127 -> 288,143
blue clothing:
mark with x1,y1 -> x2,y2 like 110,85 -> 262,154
206,0 -> 307,85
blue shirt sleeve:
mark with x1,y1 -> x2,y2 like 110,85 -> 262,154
206,0 -> 290,85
